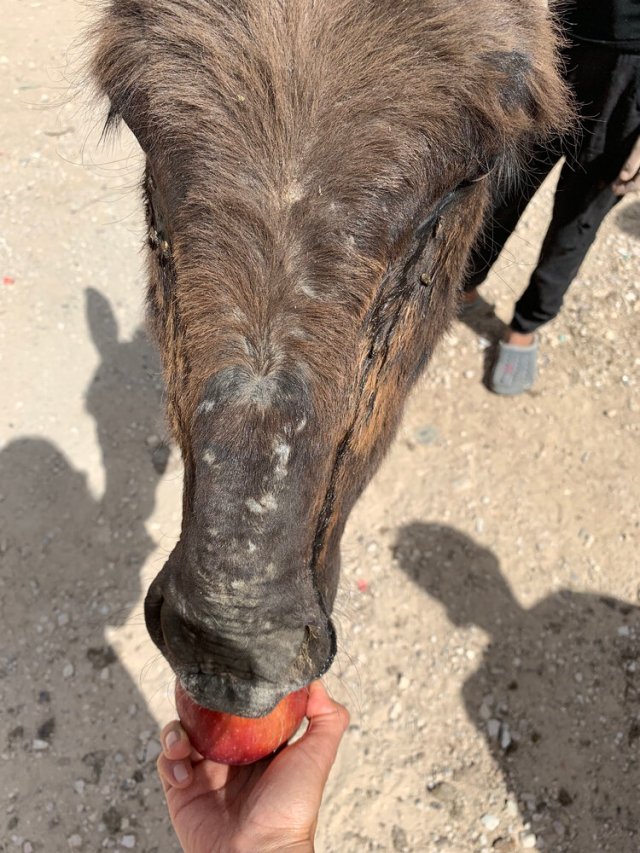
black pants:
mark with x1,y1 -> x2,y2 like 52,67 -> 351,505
465,45 -> 640,334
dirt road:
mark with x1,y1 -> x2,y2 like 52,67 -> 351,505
1,3 -> 639,851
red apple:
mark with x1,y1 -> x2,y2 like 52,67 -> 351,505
175,680 -> 308,765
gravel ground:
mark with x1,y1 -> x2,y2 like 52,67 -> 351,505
1,3 -> 639,852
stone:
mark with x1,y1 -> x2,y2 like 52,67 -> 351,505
481,814 -> 500,831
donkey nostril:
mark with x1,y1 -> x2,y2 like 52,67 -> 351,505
143,584 -> 165,651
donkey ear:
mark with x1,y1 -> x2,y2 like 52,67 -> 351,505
86,287 -> 119,360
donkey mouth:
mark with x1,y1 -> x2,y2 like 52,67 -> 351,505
177,634 -> 336,718
145,581 -> 337,716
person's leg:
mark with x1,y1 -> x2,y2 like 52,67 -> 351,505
511,163 -> 621,333
491,163 -> 621,395
463,145 -> 559,302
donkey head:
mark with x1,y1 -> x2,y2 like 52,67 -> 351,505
92,0 -> 570,714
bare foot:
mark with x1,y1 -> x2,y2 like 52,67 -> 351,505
505,329 -> 535,347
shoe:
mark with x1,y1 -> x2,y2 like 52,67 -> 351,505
490,338 -> 538,396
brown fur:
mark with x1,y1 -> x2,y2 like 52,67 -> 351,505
90,0 -> 572,712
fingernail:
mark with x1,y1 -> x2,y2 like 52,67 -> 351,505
165,730 -> 179,751
173,761 -> 189,784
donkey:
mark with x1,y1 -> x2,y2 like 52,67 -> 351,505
91,0 -> 570,717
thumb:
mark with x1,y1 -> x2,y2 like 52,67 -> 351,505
274,682 -> 349,789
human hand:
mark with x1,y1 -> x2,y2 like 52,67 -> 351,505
612,136 -> 640,196
157,681 -> 349,853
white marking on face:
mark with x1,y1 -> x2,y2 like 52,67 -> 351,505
298,282 -> 318,298
202,449 -> 217,466
284,179 -> 304,205
273,441 -> 291,480
245,493 -> 278,514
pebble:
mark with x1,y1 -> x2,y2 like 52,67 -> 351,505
521,832 -> 537,848
500,723 -> 512,751
415,425 -> 439,445
23,843 -> 33,853
57,612 -> 69,626
63,663 -> 74,679
505,798 -> 518,817
389,701 -> 402,721
120,836 -> 136,849
73,780 -> 85,795
32,739 -> 49,751
487,719 -> 501,739
67,835 -> 82,848
398,675 -> 410,691
618,625 -> 631,637
144,739 -> 162,763
481,813 -> 500,831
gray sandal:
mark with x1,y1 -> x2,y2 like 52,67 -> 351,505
490,339 -> 538,396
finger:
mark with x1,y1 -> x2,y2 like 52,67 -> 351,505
160,721 -> 192,760
276,681 -> 349,787
305,680 -> 350,729
157,753 -> 194,789
613,174 -> 640,197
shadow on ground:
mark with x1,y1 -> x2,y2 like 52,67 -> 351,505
457,296 -> 507,389
615,199 -> 640,238
394,522 -> 640,853
0,291 -> 179,851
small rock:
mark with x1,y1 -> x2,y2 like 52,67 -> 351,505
487,719 -> 501,739
32,739 -> 49,751
618,625 -> 631,637
415,425 -> 439,445
63,663 -> 74,679
398,675 -> 410,691
145,434 -> 160,448
86,646 -> 117,670
481,814 -> 500,831
37,717 -> 55,742
475,517 -> 485,534
67,835 -> 83,848
102,806 -> 122,834
144,739 -> 162,763
57,613 -> 69,627
120,835 -> 136,849
479,702 -> 492,721
500,723 -> 512,751
521,832 -> 537,848
23,843 -> 33,853
73,780 -> 85,795
505,798 -> 518,817
389,701 -> 402,721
